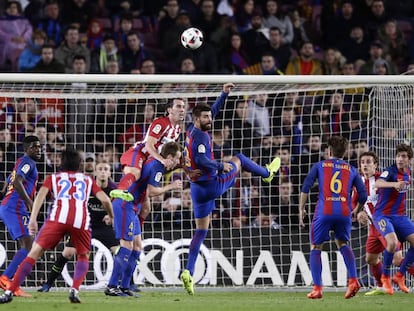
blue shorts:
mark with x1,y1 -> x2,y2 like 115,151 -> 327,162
191,162 -> 238,219
0,203 -> 29,240
373,214 -> 414,241
310,215 -> 352,245
112,199 -> 141,241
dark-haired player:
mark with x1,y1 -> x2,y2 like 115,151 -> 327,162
0,148 -> 113,304
0,135 -> 41,297
180,83 -> 281,295
299,136 -> 367,299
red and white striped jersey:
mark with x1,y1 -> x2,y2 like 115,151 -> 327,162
362,172 -> 380,219
141,116 -> 181,153
42,171 -> 102,229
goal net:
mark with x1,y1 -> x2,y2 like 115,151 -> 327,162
0,74 -> 413,290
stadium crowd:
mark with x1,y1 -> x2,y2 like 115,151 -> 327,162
0,0 -> 413,75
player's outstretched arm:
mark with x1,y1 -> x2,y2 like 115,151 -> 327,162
211,83 -> 234,119
29,186 -> 49,235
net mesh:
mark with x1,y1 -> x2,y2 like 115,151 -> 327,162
0,76 -> 413,289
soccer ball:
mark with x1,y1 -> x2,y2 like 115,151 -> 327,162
181,27 -> 203,50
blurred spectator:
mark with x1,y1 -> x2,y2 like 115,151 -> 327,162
113,13 -> 133,51
279,108 -> 303,155
243,53 -> 283,75
353,139 -> 369,160
178,39 -> 219,73
0,127 -> 16,173
120,32 -> 151,73
15,98 -> 46,143
230,170 -> 261,228
257,135 -> 273,166
106,0 -> 141,18
18,29 -> 47,72
37,0 -> 62,47
86,18 -> 104,51
180,57 -> 197,74
222,32 -> 250,74
377,19 -> 409,72
248,93 -> 271,136
88,98 -> 124,148
294,134 -> 324,184
326,91 -> 349,136
274,144 -> 292,182
0,1 -> 32,70
289,8 -> 309,53
321,47 -> 346,75
344,111 -> 368,142
30,44 -> 65,73
271,179 -> 299,228
285,41 -> 323,75
302,103 -> 330,136
118,102 -> 155,150
234,0 -> 255,33
212,121 -> 232,161
262,0 -> 293,45
179,0 -> 201,22
338,24 -> 370,64
193,0 -> 220,42
210,15 -> 237,60
105,59 -> 120,74
139,58 -> 156,74
158,0 -> 180,42
217,0 -> 236,17
259,26 -> 291,72
61,0 -> 96,32
358,40 -> 398,74
404,62 -> 414,75
55,25 -> 91,73
250,209 -> 280,229
372,57 -> 391,74
365,0 -> 390,42
323,0 -> 359,48
230,99 -> 260,155
241,9 -> 269,64
342,61 -> 357,75
90,33 -> 121,73
66,55 -> 94,150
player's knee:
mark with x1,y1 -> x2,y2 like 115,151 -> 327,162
386,240 -> 398,253
366,256 -> 379,265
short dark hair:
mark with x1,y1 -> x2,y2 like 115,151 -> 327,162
160,142 -> 182,158
72,54 -> 86,63
60,148 -> 82,171
396,143 -> 413,159
22,135 -> 40,150
328,136 -> 348,158
359,151 -> 378,165
192,103 -> 211,118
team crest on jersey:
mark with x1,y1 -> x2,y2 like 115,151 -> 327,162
380,171 -> 389,178
152,124 -> 162,134
21,164 -> 31,174
198,144 -> 206,153
155,172 -> 162,182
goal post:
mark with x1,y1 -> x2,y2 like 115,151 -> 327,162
0,74 -> 413,289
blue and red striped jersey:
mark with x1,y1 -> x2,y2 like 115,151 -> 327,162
302,158 -> 367,217
374,164 -> 411,216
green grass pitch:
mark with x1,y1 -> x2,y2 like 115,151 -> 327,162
1,290 -> 413,311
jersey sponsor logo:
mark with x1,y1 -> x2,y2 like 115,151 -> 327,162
21,164 -> 31,174
155,172 -> 162,182
152,124 -> 162,134
198,144 -> 206,153
380,171 -> 389,178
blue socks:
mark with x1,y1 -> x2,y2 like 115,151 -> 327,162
108,246 -> 131,287
186,229 -> 208,275
339,245 -> 357,278
310,249 -> 322,286
236,154 -> 269,178
382,250 -> 394,277
4,248 -> 28,278
121,250 -> 140,289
